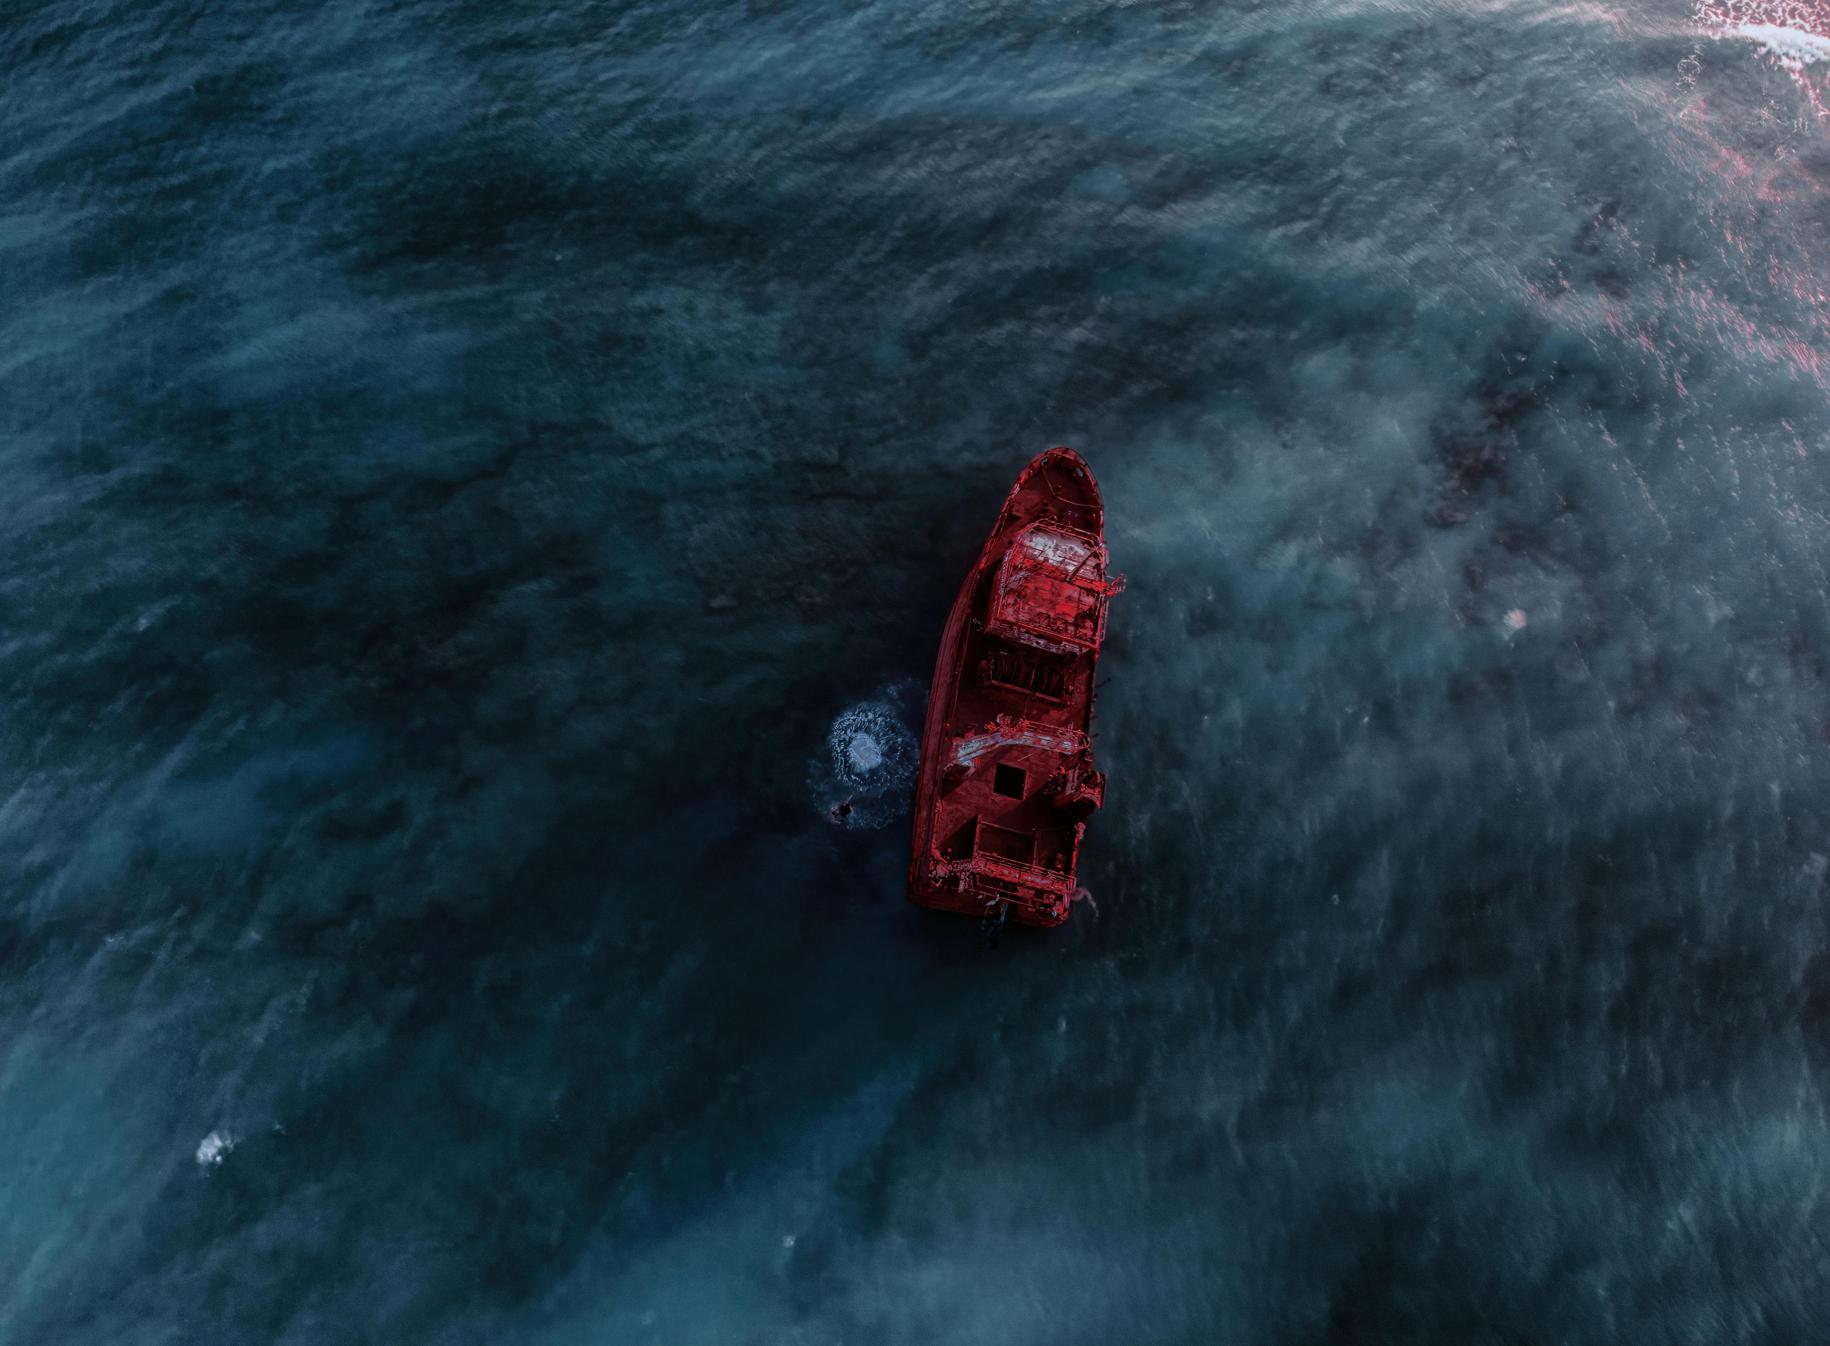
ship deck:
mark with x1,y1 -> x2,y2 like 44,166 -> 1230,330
909,447 -> 1114,928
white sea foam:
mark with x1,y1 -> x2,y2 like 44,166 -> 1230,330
1729,22 -> 1830,65
828,701 -> 914,793
847,732 -> 884,773
815,683 -> 922,829
195,1129 -> 236,1167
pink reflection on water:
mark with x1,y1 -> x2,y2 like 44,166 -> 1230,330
1695,2 -> 1830,116
1518,9 -> 1830,407
1646,15 -> 1830,400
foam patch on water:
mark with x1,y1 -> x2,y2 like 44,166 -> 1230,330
196,1129 -> 236,1168
847,732 -> 885,773
1697,3 -> 1830,114
1733,21 -> 1830,62
813,681 -> 922,830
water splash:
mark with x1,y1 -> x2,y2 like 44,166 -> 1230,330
1697,2 -> 1830,115
813,681 -> 922,830
195,1129 -> 236,1168
846,732 -> 885,773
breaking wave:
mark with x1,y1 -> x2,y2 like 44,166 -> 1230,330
812,681 -> 923,830
1734,20 -> 1830,62
1698,3 -> 1830,113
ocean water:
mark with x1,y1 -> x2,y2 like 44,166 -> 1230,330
6,0 -> 1830,1341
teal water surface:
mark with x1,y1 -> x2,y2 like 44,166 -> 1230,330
6,2 -> 1830,1342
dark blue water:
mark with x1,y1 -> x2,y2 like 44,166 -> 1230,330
7,1 -> 1830,1341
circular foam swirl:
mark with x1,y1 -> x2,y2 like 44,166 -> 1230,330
814,681 -> 923,829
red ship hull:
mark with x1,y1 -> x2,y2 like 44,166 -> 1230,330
908,448 -> 1121,928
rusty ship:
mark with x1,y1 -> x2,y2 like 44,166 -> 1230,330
907,447 -> 1123,930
